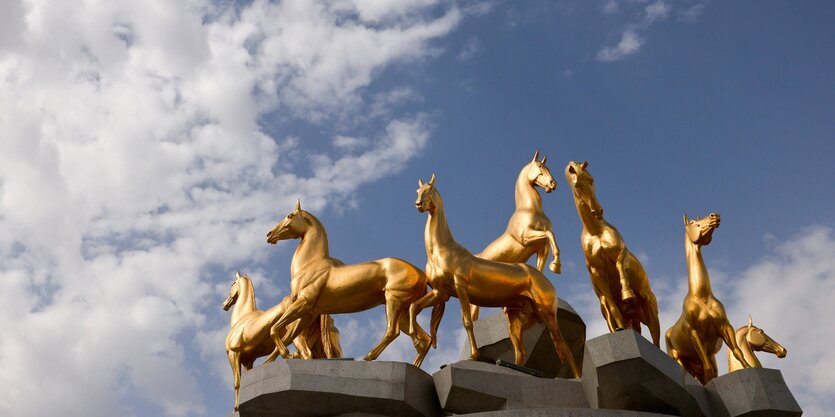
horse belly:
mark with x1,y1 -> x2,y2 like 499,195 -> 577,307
467,260 -> 531,307
314,263 -> 386,313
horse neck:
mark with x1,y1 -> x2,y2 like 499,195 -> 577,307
571,190 -> 604,235
514,166 -> 542,211
291,213 -> 330,276
684,236 -> 713,298
231,278 -> 257,327
730,327 -> 761,370
425,196 -> 456,254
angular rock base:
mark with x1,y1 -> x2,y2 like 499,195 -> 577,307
433,360 -> 587,414
582,330 -> 711,417
236,359 -> 440,417
462,409 -> 678,417
463,298 -> 585,378
706,368 -> 802,417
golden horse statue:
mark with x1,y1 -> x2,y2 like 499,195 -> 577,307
262,200 -> 435,367
666,213 -> 750,384
223,271 -> 342,411
728,315 -> 787,372
564,161 -> 660,345
471,151 -> 562,320
409,174 -> 580,378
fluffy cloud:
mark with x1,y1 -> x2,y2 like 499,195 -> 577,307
597,1 -> 702,62
0,1 -> 460,416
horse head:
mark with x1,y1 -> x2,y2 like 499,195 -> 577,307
526,150 -> 556,193
415,174 -> 438,213
267,199 -> 309,244
223,271 -> 245,311
683,212 -> 720,246
565,161 -> 603,219
746,315 -> 787,358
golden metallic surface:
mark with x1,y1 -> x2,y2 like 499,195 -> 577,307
263,200 -> 435,367
728,315 -> 786,372
223,271 -> 341,411
564,161 -> 661,345
410,175 -> 580,379
471,151 -> 562,320
665,213 -> 751,384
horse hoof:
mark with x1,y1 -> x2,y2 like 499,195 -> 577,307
622,289 -> 635,300
549,262 -> 561,274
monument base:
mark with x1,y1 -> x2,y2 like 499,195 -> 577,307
235,359 -> 440,417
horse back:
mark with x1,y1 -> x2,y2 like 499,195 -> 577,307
465,258 -> 537,306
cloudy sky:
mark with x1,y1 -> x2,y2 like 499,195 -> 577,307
1,1 -> 833,416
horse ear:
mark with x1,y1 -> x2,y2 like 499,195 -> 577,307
236,270 -> 241,278
418,178 -> 424,187
683,214 -> 689,226
532,150 -> 540,162
541,154 -> 547,164
568,164 -> 576,175
581,161 -> 588,169
295,199 -> 302,212
748,314 -> 753,328
429,173 -> 436,185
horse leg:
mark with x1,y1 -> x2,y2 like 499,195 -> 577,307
291,316 -> 317,359
504,307 -> 527,364
536,245 -> 548,273
615,249 -> 636,301
722,320 -> 751,369
454,275 -> 479,360
531,290 -> 580,378
689,328 -> 713,383
470,304 -> 480,321
409,290 -> 449,348
398,313 -> 431,367
364,293 -> 404,361
544,230 -> 561,274
265,297 -> 311,362
228,350 -> 241,411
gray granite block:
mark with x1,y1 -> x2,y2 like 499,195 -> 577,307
582,330 -> 712,417
433,360 -> 588,414
461,408 -> 680,417
462,298 -> 586,378
236,359 -> 441,417
705,368 -> 802,417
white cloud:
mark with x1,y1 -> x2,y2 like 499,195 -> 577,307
722,226 -> 835,417
596,0 -> 690,63
457,36 -> 483,61
602,0 -> 619,15
597,28 -> 644,62
369,86 -> 423,119
678,4 -> 706,23
0,1 -> 460,416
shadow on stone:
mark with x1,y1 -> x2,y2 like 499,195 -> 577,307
433,360 -> 587,414
582,330 -> 712,417
236,359 -> 441,417
463,298 -> 585,379
705,368 -> 802,417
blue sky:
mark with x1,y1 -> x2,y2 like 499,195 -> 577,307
0,1 -> 833,416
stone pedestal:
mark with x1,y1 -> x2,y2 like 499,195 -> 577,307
462,298 -> 586,378
459,409 -> 680,417
433,360 -> 587,414
706,368 -> 802,417
582,330 -> 711,417
236,359 -> 441,417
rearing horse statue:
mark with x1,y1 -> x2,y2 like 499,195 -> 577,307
666,213 -> 750,384
728,315 -> 787,372
471,151 -> 562,320
222,271 -> 342,411
479,150 -> 561,274
409,174 -> 580,378
263,200 -> 435,367
565,161 -> 660,345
